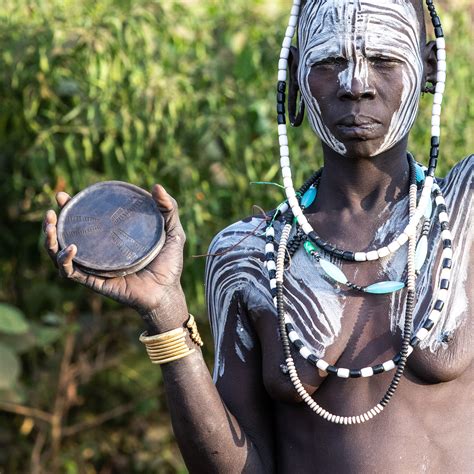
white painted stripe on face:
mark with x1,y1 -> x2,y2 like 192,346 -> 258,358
297,0 -> 424,157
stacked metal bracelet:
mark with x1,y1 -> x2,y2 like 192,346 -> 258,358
140,314 -> 203,365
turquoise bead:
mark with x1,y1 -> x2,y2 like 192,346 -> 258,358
319,258 -> 348,284
301,186 -> 317,208
424,196 -> 433,219
364,281 -> 405,294
304,241 -> 318,254
415,235 -> 428,272
415,164 -> 425,183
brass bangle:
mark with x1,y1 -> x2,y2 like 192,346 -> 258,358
140,314 -> 203,365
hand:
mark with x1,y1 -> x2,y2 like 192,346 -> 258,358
43,185 -> 189,331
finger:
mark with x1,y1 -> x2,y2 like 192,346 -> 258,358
152,184 -> 185,245
44,223 -> 59,262
56,192 -> 72,209
57,244 -> 79,279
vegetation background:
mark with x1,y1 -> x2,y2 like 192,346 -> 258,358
0,0 -> 472,472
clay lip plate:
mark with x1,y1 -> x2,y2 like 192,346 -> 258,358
57,181 -> 165,277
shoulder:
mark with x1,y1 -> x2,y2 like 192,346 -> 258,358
438,154 -> 473,196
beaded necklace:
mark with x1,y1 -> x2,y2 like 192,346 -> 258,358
263,0 -> 453,424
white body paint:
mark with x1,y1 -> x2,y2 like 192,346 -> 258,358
298,0 -> 424,156
206,157 -> 473,378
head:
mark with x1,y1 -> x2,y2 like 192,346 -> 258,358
289,0 -> 438,158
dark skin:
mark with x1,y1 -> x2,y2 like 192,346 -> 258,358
44,10 -> 473,474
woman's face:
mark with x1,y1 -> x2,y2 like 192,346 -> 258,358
297,0 -> 424,157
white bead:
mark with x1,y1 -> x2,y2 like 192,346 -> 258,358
437,49 -> 446,61
438,289 -> 449,301
347,417 -> 352,425
433,92 -> 443,105
440,230 -> 452,241
435,82 -> 445,94
435,195 -> 445,206
316,359 -> 329,371
288,331 -> 299,343
406,346 -> 414,357
430,310 -> 441,324
300,347 -> 311,359
316,406 -> 323,415
367,411 -> 373,419
370,409 -> 378,417
363,413 -> 370,422
337,368 -> 350,378
355,416 -> 361,424
278,70 -> 287,82
291,5 -> 299,16
343,417 -> 349,425
441,247 -> 453,259
388,241 -> 401,253
279,134 -> 288,146
416,328 -> 429,341
283,176 -> 293,188
424,176 -> 434,188
278,124 -> 287,136
404,224 -> 416,238
266,260 -> 276,271
278,59 -> 287,71
377,404 -> 384,412
269,279 -> 277,289
431,126 -> 441,138
440,268 -> 451,280
382,360 -> 395,371
289,15 -> 298,28
280,47 -> 290,60
283,36 -> 292,49
297,214 -> 308,227
438,211 -> 448,223
280,156 -> 290,167
281,166 -> 291,178
361,367 -> 374,378
265,243 -> 274,254
280,145 -> 290,157
286,188 -> 296,199
354,252 -> 367,262
431,115 -> 440,127
436,37 -> 445,49
287,195 -> 298,208
366,250 -> 379,261
437,60 -> 447,72
302,222 -> 313,234
293,207 -> 303,218
267,227 -> 275,237
377,247 -> 390,258
437,71 -> 446,83
432,103 -> 442,116
285,26 -> 295,38
397,233 -> 409,246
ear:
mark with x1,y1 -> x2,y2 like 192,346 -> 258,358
288,46 -> 305,126
422,40 -> 438,93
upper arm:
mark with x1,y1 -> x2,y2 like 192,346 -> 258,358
205,219 -> 275,471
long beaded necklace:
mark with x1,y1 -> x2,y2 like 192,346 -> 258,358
263,0 -> 453,424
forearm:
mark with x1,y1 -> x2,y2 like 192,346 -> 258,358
140,308 -> 271,473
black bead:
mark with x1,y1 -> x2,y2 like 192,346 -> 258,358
285,323 -> 294,332
266,253 -> 275,262
277,103 -> 285,114
277,113 -> 286,124
308,231 -> 318,244
293,339 -> 304,350
440,279 -> 450,290
438,204 -> 447,213
349,369 -> 362,378
333,249 -> 345,259
442,258 -> 452,269
429,158 -> 438,170
427,168 -> 436,178
324,244 -> 336,254
373,364 -> 384,375
267,235 -> 274,243
430,147 -> 439,158
443,239 -> 452,249
342,251 -> 355,261
432,16 -> 441,27
431,136 -> 440,147
423,319 -> 435,331
326,365 -> 338,375
434,299 -> 445,311
410,336 -> 420,348
441,222 -> 449,230
271,287 -> 278,298
277,92 -> 285,103
435,26 -> 444,38
393,353 -> 402,364
277,81 -> 286,92
308,354 -> 319,366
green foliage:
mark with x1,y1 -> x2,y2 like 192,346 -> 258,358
0,0 -> 472,472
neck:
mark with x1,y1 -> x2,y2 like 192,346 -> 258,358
314,138 -> 411,216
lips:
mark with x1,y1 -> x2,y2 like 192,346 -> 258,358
336,115 -> 382,139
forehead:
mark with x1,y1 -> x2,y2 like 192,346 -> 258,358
300,0 -> 421,56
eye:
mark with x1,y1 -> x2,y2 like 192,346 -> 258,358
312,57 -> 347,68
368,57 -> 402,68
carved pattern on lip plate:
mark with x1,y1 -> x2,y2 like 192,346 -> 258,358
57,181 -> 165,277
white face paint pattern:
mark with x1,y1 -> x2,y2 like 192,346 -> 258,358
297,0 -> 424,157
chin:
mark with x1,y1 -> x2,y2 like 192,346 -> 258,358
337,140 -> 384,159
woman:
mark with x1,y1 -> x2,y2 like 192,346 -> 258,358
44,0 -> 473,472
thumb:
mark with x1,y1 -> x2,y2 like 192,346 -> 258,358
152,184 -> 185,246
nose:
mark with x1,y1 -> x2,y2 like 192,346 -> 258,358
337,72 -> 376,101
